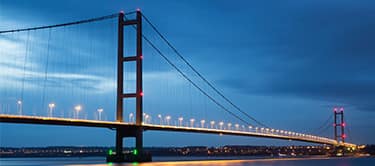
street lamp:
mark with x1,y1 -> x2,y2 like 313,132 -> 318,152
165,115 -> 171,125
97,108 -> 103,120
190,118 -> 195,127
219,121 -> 224,130
145,114 -> 150,124
178,117 -> 183,126
129,113 -> 134,123
74,105 -> 82,119
158,114 -> 162,125
210,121 -> 215,129
235,124 -> 239,130
17,100 -> 22,115
248,126 -> 253,132
48,103 -> 55,117
200,120 -> 205,128
227,123 -> 232,130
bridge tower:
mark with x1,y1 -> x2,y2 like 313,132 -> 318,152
334,107 -> 346,143
332,107 -> 350,157
108,10 -> 151,162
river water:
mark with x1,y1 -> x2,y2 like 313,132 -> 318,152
0,156 -> 373,166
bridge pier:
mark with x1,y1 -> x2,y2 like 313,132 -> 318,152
115,129 -> 123,159
107,127 -> 151,163
330,145 -> 350,157
136,127 -> 143,151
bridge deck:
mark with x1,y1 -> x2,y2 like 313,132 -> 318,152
0,114 -> 356,147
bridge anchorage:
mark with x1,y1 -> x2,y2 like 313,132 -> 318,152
106,10 -> 152,162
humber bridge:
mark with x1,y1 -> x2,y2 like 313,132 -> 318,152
0,10 -> 357,162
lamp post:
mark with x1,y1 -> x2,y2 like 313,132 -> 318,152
48,103 -> 55,117
178,117 -> 183,127
129,113 -> 134,123
158,114 -> 162,125
219,121 -> 224,130
165,115 -> 171,125
227,123 -> 232,130
200,120 -> 205,128
190,118 -> 195,128
17,100 -> 22,115
145,114 -> 150,124
74,105 -> 82,119
210,121 -> 215,129
235,124 -> 239,130
97,108 -> 103,120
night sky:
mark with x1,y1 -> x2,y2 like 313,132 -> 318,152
0,0 -> 374,147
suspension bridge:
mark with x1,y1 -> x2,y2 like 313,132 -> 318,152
0,10 -> 357,162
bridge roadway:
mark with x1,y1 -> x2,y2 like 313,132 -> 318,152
0,114 -> 356,147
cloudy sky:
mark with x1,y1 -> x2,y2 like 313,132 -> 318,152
0,0 -> 374,147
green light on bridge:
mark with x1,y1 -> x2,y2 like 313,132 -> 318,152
108,149 -> 113,156
133,149 -> 138,155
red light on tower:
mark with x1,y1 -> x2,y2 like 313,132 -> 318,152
120,10 -> 124,14
333,107 -> 338,112
342,134 -> 347,138
140,55 -> 143,59
340,107 -> 344,112
136,8 -> 141,12
140,92 -> 144,96
342,122 -> 346,127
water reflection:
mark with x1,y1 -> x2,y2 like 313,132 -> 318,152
68,157 -> 373,166
1,157 -> 372,166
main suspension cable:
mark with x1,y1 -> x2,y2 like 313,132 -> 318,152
0,12 -> 135,34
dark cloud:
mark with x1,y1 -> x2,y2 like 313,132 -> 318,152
217,2 -> 375,112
